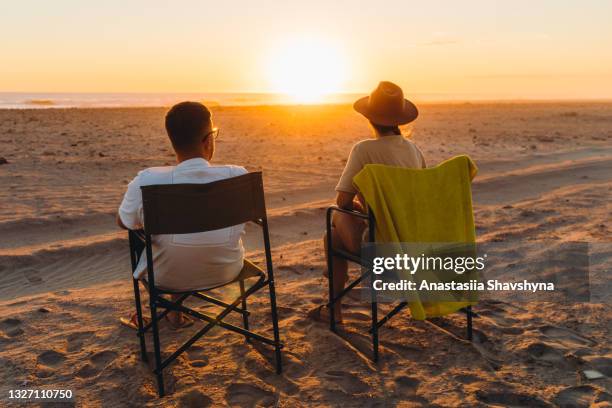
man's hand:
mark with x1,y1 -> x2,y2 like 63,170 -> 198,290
116,213 -> 128,230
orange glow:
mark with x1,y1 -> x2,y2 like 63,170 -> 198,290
1,2 -> 612,100
266,37 -> 348,103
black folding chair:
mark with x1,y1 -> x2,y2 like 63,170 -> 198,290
127,172 -> 282,397
325,206 -> 474,362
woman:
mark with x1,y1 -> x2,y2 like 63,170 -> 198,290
312,81 -> 426,324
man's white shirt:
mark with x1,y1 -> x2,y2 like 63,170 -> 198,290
119,158 -> 247,291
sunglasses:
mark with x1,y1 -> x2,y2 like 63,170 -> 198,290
205,128 -> 220,140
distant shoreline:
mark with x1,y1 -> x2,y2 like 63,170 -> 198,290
1,99 -> 612,111
1,92 -> 612,110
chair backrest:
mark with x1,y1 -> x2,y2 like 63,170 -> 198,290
140,171 -> 266,235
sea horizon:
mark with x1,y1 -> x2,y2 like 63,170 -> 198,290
1,91 -> 611,109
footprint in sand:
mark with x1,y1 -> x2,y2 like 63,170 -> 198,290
524,342 -> 567,364
179,389 -> 213,408
520,326 -> 598,369
66,331 -> 95,352
23,268 -> 43,284
553,385 -> 612,408
279,353 -> 310,379
186,345 -> 209,368
75,350 -> 118,379
0,318 -> 21,327
538,325 -> 597,347
393,375 -> 420,396
90,350 -> 118,366
478,308 -> 523,333
476,389 -> 551,408
75,364 -> 99,379
225,383 -> 275,408
35,367 -> 55,378
37,349 -> 67,366
0,318 -> 24,337
324,370 -> 370,394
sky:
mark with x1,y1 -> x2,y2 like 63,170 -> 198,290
2,0 -> 612,100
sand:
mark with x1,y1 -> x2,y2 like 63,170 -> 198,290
0,102 -> 611,407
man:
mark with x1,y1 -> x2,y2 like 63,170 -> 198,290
311,81 -> 426,324
117,101 -> 247,329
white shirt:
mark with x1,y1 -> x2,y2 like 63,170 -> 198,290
119,158 -> 247,291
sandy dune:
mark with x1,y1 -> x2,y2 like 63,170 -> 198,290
0,103 -> 611,407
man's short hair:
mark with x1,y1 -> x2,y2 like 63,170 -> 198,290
165,102 -> 211,150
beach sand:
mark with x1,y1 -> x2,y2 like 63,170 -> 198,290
0,103 -> 611,407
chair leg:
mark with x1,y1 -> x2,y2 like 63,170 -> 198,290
466,305 -> 473,341
149,292 -> 165,397
268,279 -> 283,374
326,217 -> 336,333
370,273 -> 379,363
132,279 -> 148,362
239,280 -> 251,343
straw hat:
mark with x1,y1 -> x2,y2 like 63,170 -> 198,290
353,81 -> 418,126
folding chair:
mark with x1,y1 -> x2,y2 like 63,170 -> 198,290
325,206 -> 474,362
127,172 -> 282,397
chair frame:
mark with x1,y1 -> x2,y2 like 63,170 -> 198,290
326,205 -> 473,362
127,172 -> 282,397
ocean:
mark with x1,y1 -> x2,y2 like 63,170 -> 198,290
0,92 -> 363,109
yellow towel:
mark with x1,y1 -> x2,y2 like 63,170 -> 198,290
353,155 -> 478,320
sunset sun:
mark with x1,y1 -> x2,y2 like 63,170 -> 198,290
267,38 -> 347,103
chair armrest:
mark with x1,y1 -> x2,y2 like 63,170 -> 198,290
327,205 -> 376,244
326,205 -> 370,220
130,229 -> 146,243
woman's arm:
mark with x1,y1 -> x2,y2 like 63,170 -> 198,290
336,191 -> 366,213
336,191 -> 356,210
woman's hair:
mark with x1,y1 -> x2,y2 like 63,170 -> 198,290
370,121 -> 402,136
